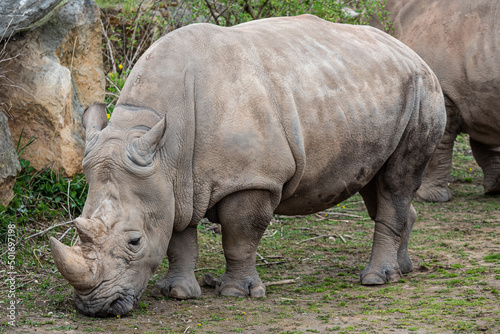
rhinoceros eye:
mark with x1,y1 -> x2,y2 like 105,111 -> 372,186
127,232 -> 142,252
129,237 -> 141,246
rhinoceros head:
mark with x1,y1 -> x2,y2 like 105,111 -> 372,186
50,103 -> 172,317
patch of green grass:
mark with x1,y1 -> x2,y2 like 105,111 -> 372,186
483,254 -> 500,263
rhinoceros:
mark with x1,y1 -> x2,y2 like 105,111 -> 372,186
49,14 -> 446,317
373,0 -> 500,202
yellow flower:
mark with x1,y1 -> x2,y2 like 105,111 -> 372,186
118,64 -> 123,70
198,324 -> 201,327
341,206 -> 346,209
107,113 -> 111,120
469,168 -> 472,171
116,315 -> 120,318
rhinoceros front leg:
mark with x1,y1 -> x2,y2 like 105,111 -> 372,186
416,105 -> 461,202
470,138 -> 500,196
214,190 -> 274,298
151,226 -> 201,300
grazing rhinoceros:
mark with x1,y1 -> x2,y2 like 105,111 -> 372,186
373,0 -> 500,202
49,14 -> 446,317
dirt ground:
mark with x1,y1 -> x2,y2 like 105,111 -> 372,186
2,153 -> 500,334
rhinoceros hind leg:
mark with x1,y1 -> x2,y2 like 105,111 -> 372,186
396,205 -> 416,274
415,142 -> 454,202
470,139 -> 500,196
151,227 -> 201,300
359,178 -> 410,285
416,105 -> 460,202
358,109 -> 436,285
360,177 -> 417,285
214,190 -> 274,298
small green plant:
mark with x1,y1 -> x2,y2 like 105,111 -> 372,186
0,161 -> 87,226
0,133 -> 88,242
105,68 -> 131,117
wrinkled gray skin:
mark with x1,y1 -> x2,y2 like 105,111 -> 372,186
373,0 -> 500,202
50,15 -> 446,317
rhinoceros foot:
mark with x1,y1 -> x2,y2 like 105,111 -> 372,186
360,265 -> 403,285
415,183 -> 452,202
484,174 -> 500,196
397,252 -> 413,275
151,274 -> 201,300
211,273 -> 266,298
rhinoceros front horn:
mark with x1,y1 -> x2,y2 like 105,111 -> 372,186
126,116 -> 168,166
50,237 -> 100,292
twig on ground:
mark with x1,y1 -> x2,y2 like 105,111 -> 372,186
296,234 -> 337,245
43,283 -> 67,297
264,279 -> 296,287
256,261 -> 285,266
58,226 -> 73,241
263,230 -> 277,238
194,267 -> 218,272
296,233 -> 351,245
320,212 -> 363,218
71,231 -> 79,247
24,220 -> 74,240
326,219 -> 350,223
33,249 -> 43,268
256,252 -> 269,265
280,297 -> 317,302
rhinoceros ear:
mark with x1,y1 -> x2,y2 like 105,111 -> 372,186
82,103 -> 108,155
126,116 -> 168,167
82,103 -> 108,131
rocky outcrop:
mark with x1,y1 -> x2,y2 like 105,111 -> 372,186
0,0 -> 64,40
0,112 -> 21,207
0,0 -> 105,176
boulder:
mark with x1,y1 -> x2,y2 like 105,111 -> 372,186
0,0 -> 64,40
0,112 -> 21,207
0,0 -> 105,176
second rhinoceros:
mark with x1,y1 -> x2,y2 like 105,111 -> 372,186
50,15 -> 446,317
374,0 -> 500,201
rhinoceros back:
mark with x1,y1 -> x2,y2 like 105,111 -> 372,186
116,15 -> 445,221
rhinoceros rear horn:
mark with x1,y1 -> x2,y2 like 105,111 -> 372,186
126,116 -> 168,167
50,237 -> 100,292
74,217 -> 107,243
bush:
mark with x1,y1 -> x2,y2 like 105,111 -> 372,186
0,156 -> 87,242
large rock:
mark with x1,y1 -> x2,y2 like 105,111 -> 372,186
0,0 -> 64,40
0,0 -> 105,176
0,112 -> 21,207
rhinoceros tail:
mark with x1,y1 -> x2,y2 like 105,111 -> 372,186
280,94 -> 306,200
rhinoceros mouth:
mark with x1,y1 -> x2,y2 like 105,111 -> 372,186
107,296 -> 135,316
73,286 -> 130,317
73,282 -> 145,317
